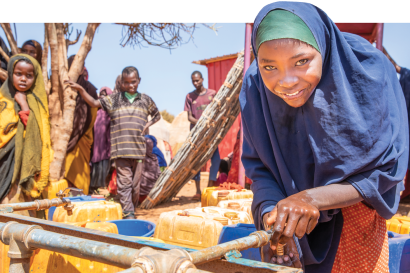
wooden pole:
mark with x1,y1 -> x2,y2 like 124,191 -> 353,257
376,23 -> 384,51
238,23 -> 252,187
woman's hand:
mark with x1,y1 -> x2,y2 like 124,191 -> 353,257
267,191 -> 320,248
64,79 -> 85,93
262,213 -> 302,268
14,91 -> 29,111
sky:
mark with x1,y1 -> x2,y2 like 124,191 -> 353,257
1,23 -> 410,116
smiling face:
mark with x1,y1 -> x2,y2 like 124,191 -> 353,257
122,72 -> 140,94
258,39 -> 322,108
13,60 -> 35,92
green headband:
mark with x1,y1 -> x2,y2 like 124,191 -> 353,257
256,9 -> 320,54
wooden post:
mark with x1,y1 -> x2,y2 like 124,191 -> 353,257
238,23 -> 253,187
375,23 -> 384,51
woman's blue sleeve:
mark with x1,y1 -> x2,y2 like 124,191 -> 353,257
242,115 -> 286,230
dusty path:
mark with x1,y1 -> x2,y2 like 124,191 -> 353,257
135,173 -> 209,225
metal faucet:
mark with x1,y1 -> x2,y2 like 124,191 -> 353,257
56,187 -> 80,216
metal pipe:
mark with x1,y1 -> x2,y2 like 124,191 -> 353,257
238,22 -> 253,187
0,222 -> 140,268
0,198 -> 70,212
189,230 -> 270,264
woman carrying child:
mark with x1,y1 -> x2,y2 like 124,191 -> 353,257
0,54 -> 51,217
64,55 -> 98,195
242,2 -> 407,272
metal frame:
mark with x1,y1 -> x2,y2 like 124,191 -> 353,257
0,198 -> 302,273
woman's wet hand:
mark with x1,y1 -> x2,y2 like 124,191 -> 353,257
267,192 -> 320,248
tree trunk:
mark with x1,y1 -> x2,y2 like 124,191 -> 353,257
42,25 -> 50,96
47,23 -> 100,181
0,23 -> 18,55
46,23 -> 64,181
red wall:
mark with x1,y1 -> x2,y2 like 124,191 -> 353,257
202,58 -> 241,172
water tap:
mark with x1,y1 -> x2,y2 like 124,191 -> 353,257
56,188 -> 79,216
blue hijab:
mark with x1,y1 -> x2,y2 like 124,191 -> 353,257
240,2 -> 408,270
145,135 -> 167,167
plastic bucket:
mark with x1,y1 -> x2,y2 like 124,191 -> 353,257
108,219 -> 156,237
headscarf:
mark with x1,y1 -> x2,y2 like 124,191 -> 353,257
145,135 -> 167,167
240,2 -> 408,269
91,87 -> 113,163
0,54 -> 51,200
22,40 -> 43,65
66,55 -> 98,153
113,75 -> 122,93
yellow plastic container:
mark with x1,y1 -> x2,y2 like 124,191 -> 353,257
201,187 -> 218,207
387,216 -> 410,234
0,221 -> 124,273
43,179 -> 69,220
154,211 -> 225,249
53,200 -> 122,223
194,207 -> 253,224
203,188 -> 253,207
217,198 -> 253,209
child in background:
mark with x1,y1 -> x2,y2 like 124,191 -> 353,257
214,160 -> 229,187
0,54 -> 51,218
66,66 -> 160,219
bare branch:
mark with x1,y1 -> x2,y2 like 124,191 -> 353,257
115,23 -> 200,50
67,23 -> 100,81
66,29 -> 82,51
0,67 -> 7,82
0,46 -> 10,63
0,23 -> 18,55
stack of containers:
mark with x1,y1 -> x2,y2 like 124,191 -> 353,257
217,199 -> 254,223
387,216 -> 410,235
201,187 -> 253,207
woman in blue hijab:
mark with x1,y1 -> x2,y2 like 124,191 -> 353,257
241,2 -> 408,272
145,135 -> 167,169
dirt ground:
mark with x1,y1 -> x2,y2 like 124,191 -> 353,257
135,173 -> 210,225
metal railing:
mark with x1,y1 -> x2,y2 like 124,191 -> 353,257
0,195 -> 302,273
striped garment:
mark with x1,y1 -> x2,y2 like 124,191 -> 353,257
99,92 -> 160,160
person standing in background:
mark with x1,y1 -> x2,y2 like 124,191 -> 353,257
184,71 -> 221,200
64,55 -> 98,195
66,66 -> 161,219
90,87 -> 113,193
21,40 -> 43,66
139,132 -> 161,204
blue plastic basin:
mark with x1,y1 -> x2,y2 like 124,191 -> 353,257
108,219 -> 156,237
218,223 -> 261,261
388,231 -> 410,273
48,196 -> 105,221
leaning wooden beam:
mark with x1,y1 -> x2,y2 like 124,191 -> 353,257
0,23 -> 18,56
140,52 -> 244,209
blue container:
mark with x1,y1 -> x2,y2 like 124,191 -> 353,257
48,196 -> 105,221
218,223 -> 261,261
108,219 -> 156,237
388,231 -> 410,273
